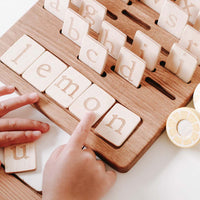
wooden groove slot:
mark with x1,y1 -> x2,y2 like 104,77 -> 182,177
106,10 -> 118,20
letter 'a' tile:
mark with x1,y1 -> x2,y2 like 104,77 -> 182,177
79,35 -> 108,74
95,103 -> 141,147
0,35 -> 45,75
132,30 -> 161,71
69,84 -> 115,125
165,43 -> 197,83
158,0 -> 188,38
4,143 -> 36,173
140,0 -> 165,13
46,66 -> 91,108
44,0 -> 70,21
194,11 -> 200,31
98,20 -> 126,59
62,8 -> 89,46
179,25 -> 200,64
115,47 -> 146,88
22,51 -> 67,92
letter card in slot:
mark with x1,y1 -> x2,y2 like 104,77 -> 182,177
46,66 -> 91,108
69,84 -> 115,125
0,35 -> 45,75
95,103 -> 141,147
165,43 -> 197,83
62,8 -> 89,46
158,0 -> 188,38
98,20 -> 126,59
79,35 -> 108,74
140,0 -> 165,13
22,51 -> 67,92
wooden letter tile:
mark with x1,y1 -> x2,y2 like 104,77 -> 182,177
158,0 -> 188,38
4,142 -> 36,173
69,84 -> 115,124
194,11 -> 200,31
115,47 -> 146,88
22,51 -> 67,92
79,35 -> 108,74
165,43 -> 197,83
98,20 -> 126,59
140,0 -> 166,13
179,25 -> 200,64
62,8 -> 89,46
46,66 -> 92,108
44,0 -> 70,21
176,0 -> 200,24
71,0 -> 82,8
79,0 -> 106,33
95,103 -> 141,147
132,30 -> 161,71
0,35 -> 45,75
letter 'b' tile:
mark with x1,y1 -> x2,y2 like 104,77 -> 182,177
95,103 -> 141,147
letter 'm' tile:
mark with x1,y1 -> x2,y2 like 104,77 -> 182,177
79,0 -> 106,33
115,47 -> 146,88
158,0 -> 188,38
194,11 -> 200,31
44,0 -> 70,21
0,35 -> 45,75
165,43 -> 197,83
140,0 -> 165,13
79,35 -> 108,74
46,66 -> 91,108
4,143 -> 36,173
98,20 -> 126,59
95,103 -> 141,147
22,51 -> 67,92
132,30 -> 161,71
69,84 -> 115,125
62,8 -> 89,46
179,25 -> 200,64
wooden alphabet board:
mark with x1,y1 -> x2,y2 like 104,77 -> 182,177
0,0 -> 200,174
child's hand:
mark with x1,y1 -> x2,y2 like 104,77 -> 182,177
42,112 -> 116,200
0,85 -> 49,148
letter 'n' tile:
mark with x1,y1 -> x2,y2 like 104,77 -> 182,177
95,103 -> 141,147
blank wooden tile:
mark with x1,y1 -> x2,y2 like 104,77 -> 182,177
165,43 -> 197,83
79,35 -> 108,74
46,66 -> 91,108
79,0 -> 106,33
22,51 -> 67,92
140,0 -> 165,13
176,0 -> 200,24
158,0 -> 188,38
4,143 -> 36,173
95,103 -> 141,147
62,8 -> 89,46
115,47 -> 146,88
69,84 -> 115,125
132,30 -> 161,71
179,25 -> 200,64
98,20 -> 126,59
71,0 -> 82,8
0,35 -> 45,75
194,11 -> 200,31
44,0 -> 70,21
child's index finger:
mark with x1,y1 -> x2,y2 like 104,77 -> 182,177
68,112 -> 96,150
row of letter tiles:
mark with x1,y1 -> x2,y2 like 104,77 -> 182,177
0,35 -> 141,147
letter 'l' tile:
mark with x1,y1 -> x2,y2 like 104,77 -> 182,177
4,143 -> 36,173
46,66 -> 91,108
44,0 -> 70,21
62,8 -> 89,46
115,47 -> 146,88
95,103 -> 141,147
22,51 -> 67,92
165,43 -> 197,83
69,84 -> 115,125
140,0 -> 166,13
79,35 -> 108,74
0,35 -> 45,75
158,0 -> 188,38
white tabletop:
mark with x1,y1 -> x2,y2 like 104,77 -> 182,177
0,1 -> 200,199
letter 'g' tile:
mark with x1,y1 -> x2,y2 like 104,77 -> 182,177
0,35 -> 45,75
69,84 -> 115,125
95,103 -> 141,147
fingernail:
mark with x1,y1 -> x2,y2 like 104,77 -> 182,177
33,131 -> 41,137
42,123 -> 50,132
29,92 -> 39,100
7,85 -> 15,91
